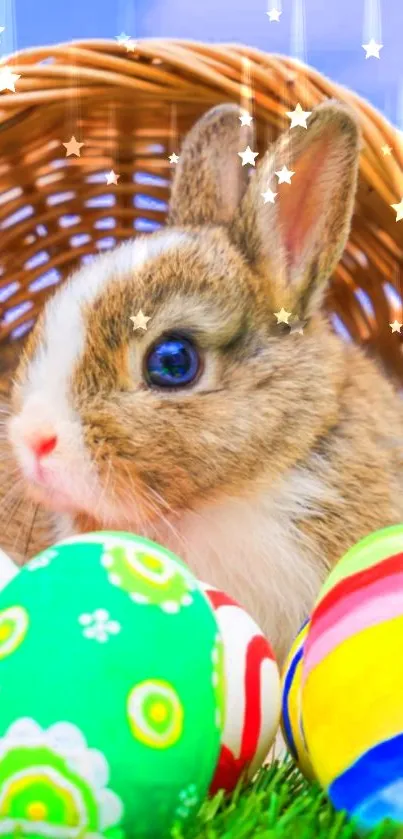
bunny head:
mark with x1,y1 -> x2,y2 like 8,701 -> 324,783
8,100 -> 360,541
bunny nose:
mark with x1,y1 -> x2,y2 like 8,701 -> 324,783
30,434 -> 58,459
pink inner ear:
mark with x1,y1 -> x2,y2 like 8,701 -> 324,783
277,135 -> 333,271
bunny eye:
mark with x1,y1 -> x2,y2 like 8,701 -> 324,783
144,334 -> 201,388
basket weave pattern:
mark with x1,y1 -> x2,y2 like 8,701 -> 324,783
0,39 -> 402,379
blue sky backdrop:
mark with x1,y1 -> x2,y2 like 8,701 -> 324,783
0,0 -> 402,123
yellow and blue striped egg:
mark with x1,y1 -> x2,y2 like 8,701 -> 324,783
280,620 -> 315,781
301,525 -> 403,831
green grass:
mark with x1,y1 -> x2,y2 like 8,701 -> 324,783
176,760 -> 403,839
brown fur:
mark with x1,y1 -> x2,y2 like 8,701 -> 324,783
6,99 -> 403,662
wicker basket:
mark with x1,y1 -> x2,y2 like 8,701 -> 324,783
0,37 -> 403,387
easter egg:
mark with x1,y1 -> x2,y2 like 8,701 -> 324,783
281,619 -> 315,781
202,584 -> 281,794
0,532 -> 224,839
301,525 -> 403,830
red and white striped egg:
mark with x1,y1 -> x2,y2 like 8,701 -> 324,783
201,584 -> 281,794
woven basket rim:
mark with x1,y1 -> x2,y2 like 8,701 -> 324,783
0,37 -> 402,382
1,37 -> 402,158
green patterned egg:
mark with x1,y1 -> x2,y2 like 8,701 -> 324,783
0,532 -> 224,839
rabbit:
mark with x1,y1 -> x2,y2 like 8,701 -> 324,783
7,98 -> 403,665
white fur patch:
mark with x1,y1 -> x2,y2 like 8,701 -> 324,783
149,466 -> 337,664
9,231 -> 188,512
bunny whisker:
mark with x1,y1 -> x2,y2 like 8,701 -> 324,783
0,478 -> 25,524
22,503 -> 40,562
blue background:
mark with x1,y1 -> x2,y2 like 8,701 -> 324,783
0,0 -> 403,123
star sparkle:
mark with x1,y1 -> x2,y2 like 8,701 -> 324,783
381,144 -> 392,156
0,66 -> 21,92
63,136 -> 85,157
266,8 -> 281,22
286,103 -> 312,129
275,165 -> 295,184
362,39 -> 383,59
289,318 -> 306,335
106,170 -> 120,185
116,32 -> 131,44
391,198 -> 403,222
274,308 -> 292,324
239,110 -> 253,126
390,320 -> 403,333
238,146 -> 259,166
130,310 -> 151,331
169,152 -> 180,164
261,188 -> 278,204
115,33 -> 137,52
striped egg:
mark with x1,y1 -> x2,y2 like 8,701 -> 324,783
281,620 -> 315,781
301,525 -> 403,830
201,584 -> 281,794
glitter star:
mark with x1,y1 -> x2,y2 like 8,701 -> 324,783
116,32 -> 131,44
274,308 -> 292,324
125,39 -> 137,52
362,39 -> 383,59
239,110 -> 253,126
289,318 -> 306,335
106,170 -> 120,185
169,153 -> 180,164
0,66 -> 21,92
63,136 -> 85,157
238,146 -> 259,166
390,320 -> 403,334
130,310 -> 151,331
266,8 -> 281,21
286,103 -> 312,129
391,198 -> 403,222
261,188 -> 278,204
275,165 -> 295,184
381,144 -> 392,156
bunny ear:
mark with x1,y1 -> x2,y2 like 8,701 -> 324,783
231,100 -> 361,317
168,104 -> 254,226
